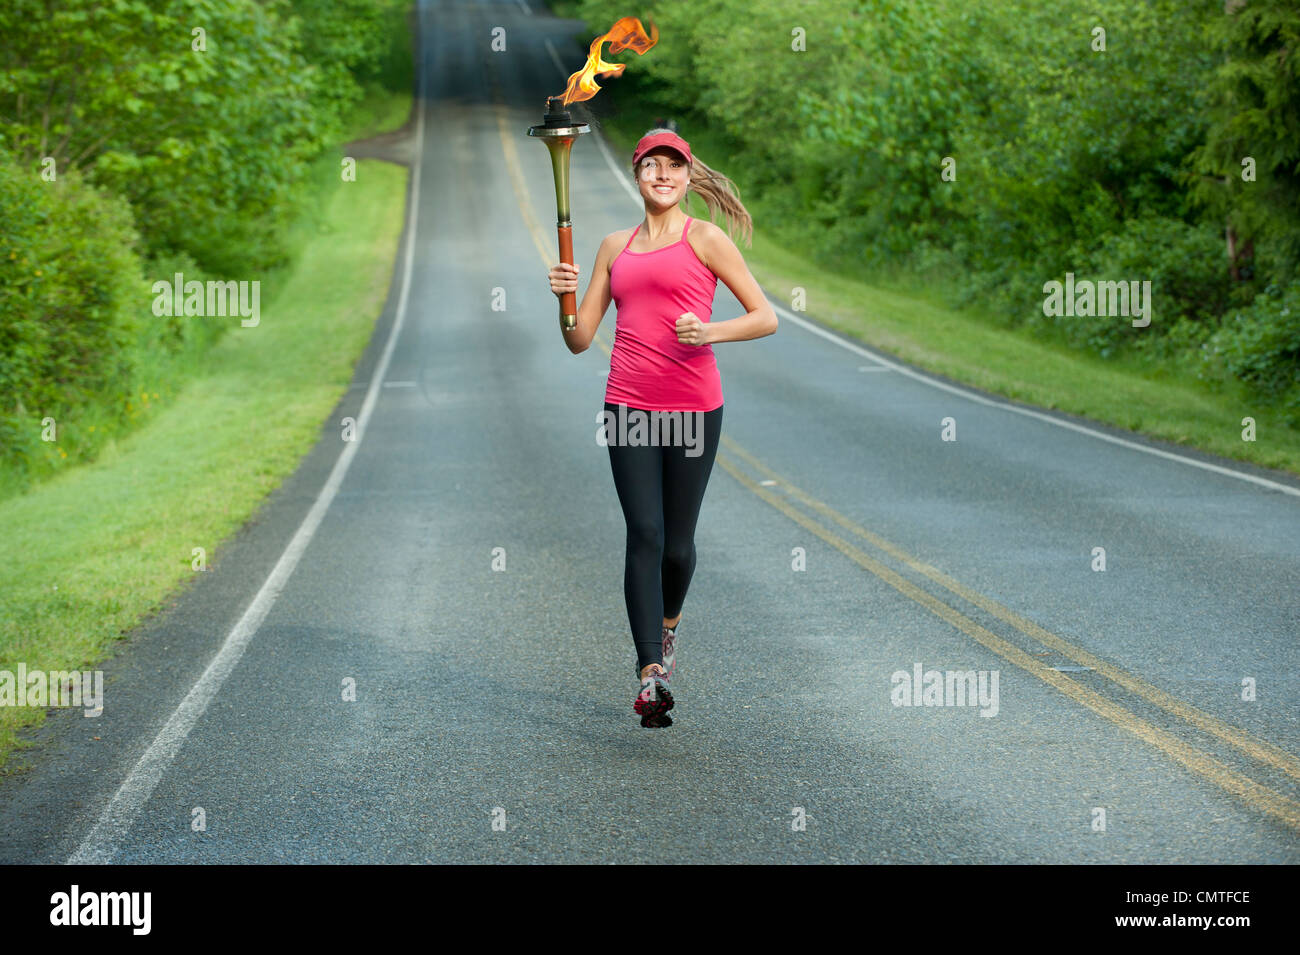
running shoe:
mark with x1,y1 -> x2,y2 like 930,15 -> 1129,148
662,622 -> 679,681
634,665 -> 674,726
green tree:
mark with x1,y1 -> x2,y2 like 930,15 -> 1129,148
1187,0 -> 1300,288
0,0 -> 334,273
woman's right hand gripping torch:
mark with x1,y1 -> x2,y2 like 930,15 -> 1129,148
548,261 -> 580,320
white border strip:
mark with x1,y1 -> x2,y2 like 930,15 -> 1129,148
67,5 -> 428,865
545,39 -> 1299,498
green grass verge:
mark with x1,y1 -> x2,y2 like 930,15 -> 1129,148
340,0 -> 415,144
590,80 -> 1300,478
0,155 -> 408,772
343,80 -> 413,144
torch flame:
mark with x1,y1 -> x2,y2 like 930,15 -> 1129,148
556,16 -> 658,106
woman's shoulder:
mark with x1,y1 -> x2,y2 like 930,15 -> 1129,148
600,228 -> 637,274
685,216 -> 724,240
684,217 -> 725,270
602,227 -> 638,256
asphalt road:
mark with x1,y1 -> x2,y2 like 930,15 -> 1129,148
2,0 -> 1298,864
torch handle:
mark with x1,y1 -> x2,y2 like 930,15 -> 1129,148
557,224 -> 577,330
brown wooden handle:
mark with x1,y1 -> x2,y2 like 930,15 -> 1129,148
557,224 -> 576,319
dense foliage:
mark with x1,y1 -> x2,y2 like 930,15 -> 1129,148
0,0 -> 409,491
0,154 -> 143,468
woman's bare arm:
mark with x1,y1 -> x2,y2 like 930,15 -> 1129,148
693,221 -> 778,344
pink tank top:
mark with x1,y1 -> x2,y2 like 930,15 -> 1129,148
605,216 -> 724,412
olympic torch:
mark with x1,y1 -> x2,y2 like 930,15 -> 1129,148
528,98 -> 589,331
526,16 -> 659,332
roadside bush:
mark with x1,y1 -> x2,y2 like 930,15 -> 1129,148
1201,282 -> 1300,416
1028,216 -> 1232,358
0,149 -> 144,484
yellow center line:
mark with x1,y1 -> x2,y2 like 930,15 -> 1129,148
714,452 -> 1300,831
493,81 -> 1300,829
720,435 -> 1300,785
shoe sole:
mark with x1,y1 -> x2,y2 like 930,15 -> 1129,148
634,679 -> 674,723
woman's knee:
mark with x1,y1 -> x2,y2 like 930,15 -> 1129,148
662,539 -> 694,572
626,519 -> 664,555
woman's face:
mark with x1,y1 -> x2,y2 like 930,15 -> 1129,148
636,149 -> 689,209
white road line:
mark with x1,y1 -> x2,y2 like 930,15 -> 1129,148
546,39 -> 1299,498
768,305 -> 1300,497
67,2 -> 429,866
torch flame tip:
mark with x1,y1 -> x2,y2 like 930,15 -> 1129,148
554,16 -> 658,106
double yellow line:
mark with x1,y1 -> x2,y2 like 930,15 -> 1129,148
714,440 -> 1300,830
494,93 -> 1300,831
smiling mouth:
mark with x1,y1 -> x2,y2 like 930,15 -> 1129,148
653,186 -> 675,193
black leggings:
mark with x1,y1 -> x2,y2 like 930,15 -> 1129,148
604,402 -> 723,675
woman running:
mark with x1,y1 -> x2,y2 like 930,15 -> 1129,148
547,129 -> 777,728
